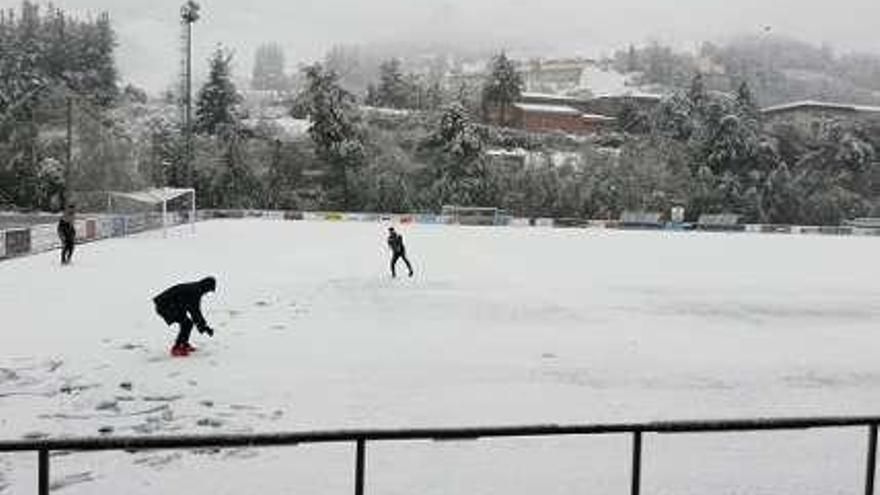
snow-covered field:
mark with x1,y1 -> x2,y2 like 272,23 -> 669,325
2,219 -> 880,494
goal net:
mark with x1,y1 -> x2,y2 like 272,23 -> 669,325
107,187 -> 196,237
441,205 -> 508,226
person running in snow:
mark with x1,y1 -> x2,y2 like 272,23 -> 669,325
387,227 -> 414,278
153,277 -> 217,357
57,203 -> 76,265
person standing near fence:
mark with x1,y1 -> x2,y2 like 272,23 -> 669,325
57,204 -> 76,265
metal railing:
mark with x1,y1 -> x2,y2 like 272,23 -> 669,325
1,415 -> 879,495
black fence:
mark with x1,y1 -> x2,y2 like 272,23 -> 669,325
1,415 -> 879,495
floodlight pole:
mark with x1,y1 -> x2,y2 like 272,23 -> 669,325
181,1 -> 200,189
65,96 -> 73,208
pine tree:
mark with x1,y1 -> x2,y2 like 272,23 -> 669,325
423,103 -> 492,207
375,58 -> 410,109
736,80 -> 760,121
626,44 -> 639,72
212,129 -> 261,208
687,73 -> 706,111
194,46 -> 242,136
252,43 -> 287,92
481,52 -> 523,126
296,63 -> 364,209
89,13 -> 119,105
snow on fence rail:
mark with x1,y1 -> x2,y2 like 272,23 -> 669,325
2,415 -> 880,495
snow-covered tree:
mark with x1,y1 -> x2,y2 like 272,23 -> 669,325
422,103 -> 493,207
296,63 -> 365,209
212,128 -> 262,209
194,46 -> 242,136
481,52 -> 523,126
252,43 -> 288,92
372,58 -> 411,109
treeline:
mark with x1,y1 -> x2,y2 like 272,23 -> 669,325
613,35 -> 880,106
1,2 -> 876,225
0,1 -> 124,209
621,76 -> 880,224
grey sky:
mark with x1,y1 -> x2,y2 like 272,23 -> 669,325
34,0 -> 880,93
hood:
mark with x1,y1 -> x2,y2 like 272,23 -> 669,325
198,276 -> 217,293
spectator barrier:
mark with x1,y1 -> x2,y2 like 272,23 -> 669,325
0,211 -> 191,262
4,415 -> 880,495
5,228 -> 30,256
3,209 -> 880,263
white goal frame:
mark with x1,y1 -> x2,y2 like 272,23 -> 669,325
108,187 -> 196,237
441,205 -> 505,226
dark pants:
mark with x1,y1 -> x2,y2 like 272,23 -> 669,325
174,318 -> 194,347
155,301 -> 192,347
391,251 -> 413,277
61,240 -> 74,264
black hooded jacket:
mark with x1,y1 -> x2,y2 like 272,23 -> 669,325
57,215 -> 75,243
153,277 -> 216,329
387,231 -> 405,255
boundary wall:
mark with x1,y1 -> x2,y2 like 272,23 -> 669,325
3,209 -> 879,262
0,211 -> 190,262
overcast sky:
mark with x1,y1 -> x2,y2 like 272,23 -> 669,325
29,0 -> 880,93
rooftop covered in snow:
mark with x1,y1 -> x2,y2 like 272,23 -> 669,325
512,103 -> 583,115
762,100 -> 880,115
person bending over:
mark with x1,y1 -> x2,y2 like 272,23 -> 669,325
153,276 -> 217,357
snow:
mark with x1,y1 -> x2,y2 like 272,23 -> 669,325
512,103 -> 582,115
486,148 -> 528,158
521,92 -> 584,102
579,65 -> 633,96
2,220 -> 880,494
581,113 -> 616,121
762,100 -> 880,115
361,106 -> 414,117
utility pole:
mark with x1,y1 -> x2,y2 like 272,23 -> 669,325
64,96 -> 72,208
180,1 -> 200,188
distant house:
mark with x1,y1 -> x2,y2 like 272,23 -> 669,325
519,92 -> 592,111
584,94 -> 662,118
509,103 -> 616,135
762,100 -> 880,135
521,58 -> 592,93
518,92 -> 661,121
486,93 -> 616,135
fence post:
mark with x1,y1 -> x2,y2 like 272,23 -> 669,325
631,431 -> 642,495
355,438 -> 366,495
867,425 -> 878,495
38,449 -> 49,495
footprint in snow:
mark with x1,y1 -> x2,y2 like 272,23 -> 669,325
49,472 -> 95,491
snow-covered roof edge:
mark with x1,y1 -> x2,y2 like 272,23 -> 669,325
762,100 -> 880,114
513,103 -> 582,115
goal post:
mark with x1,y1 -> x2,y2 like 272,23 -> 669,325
441,205 -> 508,226
108,187 -> 196,237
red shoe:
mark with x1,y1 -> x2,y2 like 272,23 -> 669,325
184,343 -> 197,353
170,345 -> 190,357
